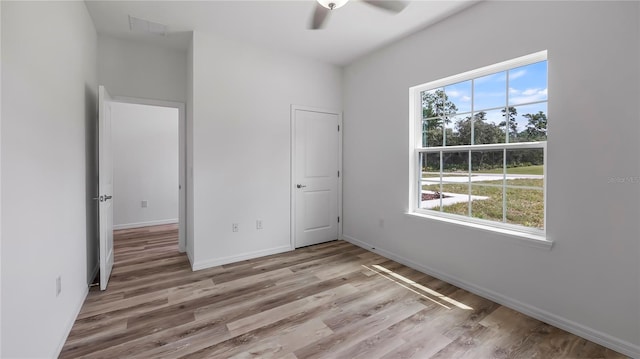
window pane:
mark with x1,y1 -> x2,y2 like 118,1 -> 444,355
445,80 -> 471,114
501,106 -> 519,143
508,61 -> 548,106
422,118 -> 443,147
471,150 -> 504,177
474,71 -> 506,111
443,151 -> 469,174
436,151 -> 469,214
473,109 -> 506,144
422,88 -> 456,118
470,150 -> 504,221
512,103 -> 547,142
471,184 -> 504,223
420,152 -> 441,210
506,187 -> 544,229
420,152 -> 440,185
505,148 -> 544,229
506,148 -> 544,178
447,115 -> 471,146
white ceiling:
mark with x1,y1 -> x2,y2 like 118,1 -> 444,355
85,0 -> 479,66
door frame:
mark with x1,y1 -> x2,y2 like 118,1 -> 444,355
111,95 -> 188,253
290,105 -> 343,250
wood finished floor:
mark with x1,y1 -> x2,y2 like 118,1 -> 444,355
61,225 -> 627,358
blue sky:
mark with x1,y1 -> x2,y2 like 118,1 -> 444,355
429,61 -> 548,132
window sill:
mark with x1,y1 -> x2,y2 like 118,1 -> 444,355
405,211 -> 553,250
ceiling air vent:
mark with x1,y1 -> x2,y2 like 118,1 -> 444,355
128,15 -> 167,36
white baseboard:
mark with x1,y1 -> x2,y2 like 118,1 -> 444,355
113,219 -> 178,230
52,285 -> 89,359
342,234 -> 640,359
191,245 -> 292,271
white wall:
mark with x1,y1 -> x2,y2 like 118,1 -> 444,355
112,102 -> 179,229
342,1 -> 639,357
190,31 -> 342,268
1,1 -> 97,358
186,35 -> 195,263
0,2 -> 3,355
97,34 -> 187,103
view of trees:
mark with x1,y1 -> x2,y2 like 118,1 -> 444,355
421,89 -> 547,172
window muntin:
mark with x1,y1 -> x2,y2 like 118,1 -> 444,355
411,52 -> 547,235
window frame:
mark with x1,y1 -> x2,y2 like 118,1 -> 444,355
408,51 -> 548,239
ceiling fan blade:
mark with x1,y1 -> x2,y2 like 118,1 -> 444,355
362,0 -> 408,13
310,3 -> 330,29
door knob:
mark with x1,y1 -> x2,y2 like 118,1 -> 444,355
296,184 -> 307,189
104,195 -> 113,200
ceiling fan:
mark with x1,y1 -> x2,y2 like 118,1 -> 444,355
310,0 -> 408,29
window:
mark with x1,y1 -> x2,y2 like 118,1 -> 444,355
409,51 -> 547,236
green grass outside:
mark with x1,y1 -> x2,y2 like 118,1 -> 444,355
422,179 -> 544,229
483,165 -> 544,175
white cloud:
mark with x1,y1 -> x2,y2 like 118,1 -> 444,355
509,70 -> 527,80
510,88 -> 548,104
475,72 -> 503,84
461,95 -> 471,102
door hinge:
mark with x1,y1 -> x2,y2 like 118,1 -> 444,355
338,125 -> 340,131
338,216 -> 340,223
338,170 -> 340,178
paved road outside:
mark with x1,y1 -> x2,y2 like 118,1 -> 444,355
420,173 -> 544,209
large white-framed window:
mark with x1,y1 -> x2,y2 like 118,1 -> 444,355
409,51 -> 548,237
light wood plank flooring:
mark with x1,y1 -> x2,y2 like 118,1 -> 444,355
61,225 -> 627,358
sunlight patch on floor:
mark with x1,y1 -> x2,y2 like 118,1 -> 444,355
363,264 -> 473,311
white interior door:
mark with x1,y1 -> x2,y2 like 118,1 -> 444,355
98,85 -> 114,290
293,107 -> 340,248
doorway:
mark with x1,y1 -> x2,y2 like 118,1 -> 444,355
291,105 -> 342,248
110,97 -> 186,254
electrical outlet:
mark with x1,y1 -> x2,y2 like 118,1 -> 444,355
141,200 -> 148,208
56,276 -> 62,297
232,223 -> 239,232
256,220 -> 263,230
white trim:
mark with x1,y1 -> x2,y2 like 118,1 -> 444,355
409,51 -> 548,238
405,212 -> 551,249
53,285 -> 89,359
191,245 -> 292,271
418,141 -> 545,152
111,96 -> 187,253
410,50 -> 547,93
342,235 -> 639,358
338,113 -> 344,240
0,1 -> 3,351
290,105 -> 343,249
113,218 -> 179,230
290,106 -> 295,250
409,87 -> 420,214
